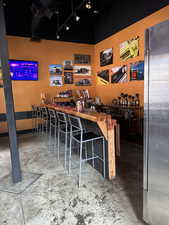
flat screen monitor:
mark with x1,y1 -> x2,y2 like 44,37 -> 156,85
9,59 -> 38,80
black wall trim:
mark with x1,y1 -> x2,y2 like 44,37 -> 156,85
0,129 -> 32,137
0,111 -> 33,122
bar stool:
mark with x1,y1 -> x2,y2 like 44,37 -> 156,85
56,111 -> 69,169
41,107 -> 49,136
36,106 -> 42,134
56,111 -> 80,169
68,114 -> 106,187
31,105 -> 37,134
48,109 -> 58,152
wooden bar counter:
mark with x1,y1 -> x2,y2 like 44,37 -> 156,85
45,104 -> 118,180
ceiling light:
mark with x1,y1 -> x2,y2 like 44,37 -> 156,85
75,15 -> 80,21
65,25 -> 70,31
56,34 -> 60,40
86,0 -> 92,9
93,10 -> 99,14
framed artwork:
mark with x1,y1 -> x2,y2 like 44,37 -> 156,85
50,75 -> 63,87
100,48 -> 113,67
74,54 -> 91,64
97,70 -> 110,85
120,37 -> 139,61
74,77 -> 92,86
130,61 -> 144,81
110,65 -> 128,83
64,72 -> 73,84
74,65 -> 91,76
63,60 -> 73,71
49,64 -> 62,75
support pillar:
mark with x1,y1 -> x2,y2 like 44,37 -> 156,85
0,1 -> 22,183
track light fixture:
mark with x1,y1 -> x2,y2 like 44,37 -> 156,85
56,0 -> 95,39
75,14 -> 80,22
93,10 -> 99,14
65,25 -> 70,31
85,0 -> 92,9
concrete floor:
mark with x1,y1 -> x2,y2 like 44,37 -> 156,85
0,133 -> 145,225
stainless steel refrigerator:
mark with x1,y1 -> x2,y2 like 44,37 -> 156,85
144,19 -> 169,225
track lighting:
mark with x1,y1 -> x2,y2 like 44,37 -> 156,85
86,0 -> 92,9
55,0 -> 94,38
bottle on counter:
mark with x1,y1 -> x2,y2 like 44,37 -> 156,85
128,95 -> 132,106
135,93 -> 140,106
124,94 -> 128,106
76,100 -> 82,112
117,97 -> 121,105
120,93 -> 124,105
131,96 -> 135,106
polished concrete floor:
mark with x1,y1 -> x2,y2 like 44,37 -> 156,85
0,133 -> 145,225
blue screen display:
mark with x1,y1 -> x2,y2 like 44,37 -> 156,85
9,60 -> 38,80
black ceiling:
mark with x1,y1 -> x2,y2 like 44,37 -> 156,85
4,0 -> 169,44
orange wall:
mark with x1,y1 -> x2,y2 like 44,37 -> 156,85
0,37 -> 94,133
94,5 -> 169,105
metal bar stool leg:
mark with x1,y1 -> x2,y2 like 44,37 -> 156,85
91,140 -> 95,168
54,123 -> 57,155
36,112 -> 39,134
42,117 -> 44,136
49,117 -> 52,151
102,138 -> 106,178
32,111 -> 34,135
39,112 -> 43,135
85,142 -> 87,160
64,131 -> 68,169
36,115 -> 39,134
39,115 -> 41,134
34,112 -> 36,134
34,112 -> 37,134
45,119 -> 48,137
79,142 -> 83,187
57,123 -> 60,160
69,131 -> 72,175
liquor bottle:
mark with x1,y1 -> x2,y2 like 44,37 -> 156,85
131,96 -> 135,106
125,94 -> 128,106
135,93 -> 140,106
128,95 -> 132,106
121,93 -> 124,105
118,97 -> 121,105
